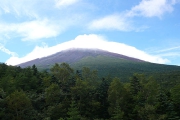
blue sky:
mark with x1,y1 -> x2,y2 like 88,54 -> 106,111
0,0 -> 180,66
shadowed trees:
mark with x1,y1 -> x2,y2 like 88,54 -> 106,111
0,63 -> 180,120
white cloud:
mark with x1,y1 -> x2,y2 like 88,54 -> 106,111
0,0 -> 84,41
0,43 -> 17,57
157,52 -> 180,57
0,19 -> 61,41
155,46 -> 180,53
55,0 -> 80,8
149,46 -> 180,59
6,34 -> 169,65
88,14 -> 133,31
0,0 -> 39,18
16,19 -> 60,41
88,14 -> 149,32
127,0 -> 176,17
87,0 -> 178,31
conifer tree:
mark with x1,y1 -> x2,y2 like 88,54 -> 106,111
111,103 -> 124,120
67,100 -> 81,120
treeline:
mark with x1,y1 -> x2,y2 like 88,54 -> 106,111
0,63 -> 180,120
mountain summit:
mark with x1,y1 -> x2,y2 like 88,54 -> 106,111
18,48 -> 144,68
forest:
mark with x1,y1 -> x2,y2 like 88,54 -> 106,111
1,62 -> 180,120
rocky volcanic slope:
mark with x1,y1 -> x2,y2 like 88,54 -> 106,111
18,48 -> 144,68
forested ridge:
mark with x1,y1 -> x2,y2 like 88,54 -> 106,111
1,63 -> 180,120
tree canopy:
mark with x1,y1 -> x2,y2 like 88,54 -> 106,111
0,63 -> 180,120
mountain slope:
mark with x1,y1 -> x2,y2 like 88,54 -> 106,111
18,48 -> 180,82
18,48 -> 143,68
71,55 -> 180,81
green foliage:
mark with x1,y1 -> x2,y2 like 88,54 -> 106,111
130,74 -> 142,95
50,63 -> 73,83
171,84 -> 180,105
6,90 -> 32,120
45,83 -> 62,105
46,102 -> 68,120
111,105 -> 124,120
95,77 -> 111,119
138,104 -> 156,120
71,55 -> 180,82
67,100 -> 81,120
50,63 -> 75,94
0,63 -> 180,120
108,77 -> 126,115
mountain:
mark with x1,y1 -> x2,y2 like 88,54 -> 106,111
18,48 -> 143,68
18,48 -> 180,82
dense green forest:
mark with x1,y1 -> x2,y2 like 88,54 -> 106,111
1,63 -> 180,120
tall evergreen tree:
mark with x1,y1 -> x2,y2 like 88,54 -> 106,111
67,100 -> 81,120
6,90 -> 33,120
108,77 -> 126,116
111,102 -> 124,120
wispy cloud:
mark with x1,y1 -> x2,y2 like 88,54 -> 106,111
6,34 -> 169,65
88,14 -> 149,32
0,0 -> 40,18
88,0 -> 177,31
88,14 -> 133,31
0,43 -> 17,57
127,0 -> 176,17
157,52 -> 180,57
55,0 -> 80,8
0,0 -> 86,41
149,46 -> 180,59
155,46 -> 180,53
0,19 -> 62,41
16,19 -> 61,41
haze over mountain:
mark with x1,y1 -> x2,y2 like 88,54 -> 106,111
18,48 -> 144,68
6,34 -> 169,66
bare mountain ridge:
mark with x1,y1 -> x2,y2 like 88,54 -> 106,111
18,48 -> 144,68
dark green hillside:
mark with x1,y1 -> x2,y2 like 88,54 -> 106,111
18,48 -> 180,83
36,55 -> 180,82
71,55 -> 180,82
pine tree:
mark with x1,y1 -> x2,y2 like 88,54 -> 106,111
167,102 -> 179,120
130,75 -> 141,95
67,100 -> 81,120
111,103 -> 124,120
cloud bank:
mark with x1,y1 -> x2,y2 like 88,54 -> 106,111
6,34 -> 169,65
89,0 -> 177,31
0,0 -> 81,41
0,19 -> 62,41
128,0 -> 176,17
88,14 -> 133,31
0,0 -> 178,41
